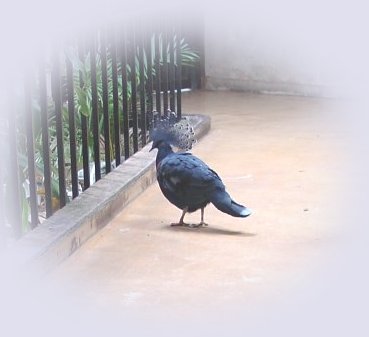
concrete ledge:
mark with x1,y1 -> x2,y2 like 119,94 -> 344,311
6,114 -> 210,273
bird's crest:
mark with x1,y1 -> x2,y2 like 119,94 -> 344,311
149,110 -> 196,151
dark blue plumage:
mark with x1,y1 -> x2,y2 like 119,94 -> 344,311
150,139 -> 252,227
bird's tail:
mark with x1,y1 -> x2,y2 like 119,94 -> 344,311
210,190 -> 252,218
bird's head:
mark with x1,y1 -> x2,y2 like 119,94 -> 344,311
150,139 -> 172,152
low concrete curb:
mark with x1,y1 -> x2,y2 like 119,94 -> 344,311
7,114 -> 210,273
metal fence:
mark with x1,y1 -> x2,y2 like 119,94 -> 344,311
1,21 -> 199,240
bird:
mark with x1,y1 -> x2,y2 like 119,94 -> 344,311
149,112 -> 252,227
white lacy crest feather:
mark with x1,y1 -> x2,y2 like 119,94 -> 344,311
149,110 -> 196,151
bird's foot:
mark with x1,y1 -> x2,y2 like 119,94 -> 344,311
188,222 -> 208,228
170,222 -> 206,228
170,222 -> 187,227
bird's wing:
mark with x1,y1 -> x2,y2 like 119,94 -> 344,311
158,153 -> 223,205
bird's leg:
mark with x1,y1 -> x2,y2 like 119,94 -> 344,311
187,207 -> 209,228
199,207 -> 209,227
170,208 -> 188,226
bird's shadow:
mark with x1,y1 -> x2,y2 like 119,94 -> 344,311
162,224 -> 256,237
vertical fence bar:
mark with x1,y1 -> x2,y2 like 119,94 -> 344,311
7,94 -> 22,237
169,25 -> 176,112
145,28 -> 153,115
138,27 -> 147,146
52,53 -> 66,208
162,25 -> 169,114
39,59 -> 53,216
129,26 -> 139,153
120,28 -> 130,160
90,35 -> 101,182
154,30 -> 161,115
66,55 -> 79,199
78,42 -> 90,190
100,29 -> 111,174
24,73 -> 39,228
175,25 -> 182,119
110,27 -> 121,166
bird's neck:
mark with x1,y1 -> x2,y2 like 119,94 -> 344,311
156,143 -> 174,166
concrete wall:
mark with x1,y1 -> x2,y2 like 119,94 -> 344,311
203,3 -> 364,98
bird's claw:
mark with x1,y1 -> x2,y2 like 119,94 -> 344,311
170,222 -> 208,228
170,222 -> 186,227
187,222 -> 208,228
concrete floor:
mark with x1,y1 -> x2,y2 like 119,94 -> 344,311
49,91 -> 349,313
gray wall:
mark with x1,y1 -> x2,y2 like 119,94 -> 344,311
203,5 -> 361,98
